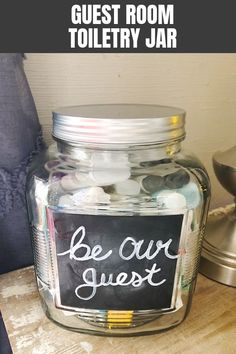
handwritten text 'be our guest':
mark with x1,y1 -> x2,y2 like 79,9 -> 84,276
69,4 -> 177,49
57,226 -> 178,301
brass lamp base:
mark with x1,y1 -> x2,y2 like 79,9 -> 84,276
200,205 -> 236,287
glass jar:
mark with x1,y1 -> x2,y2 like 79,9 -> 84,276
26,104 -> 210,336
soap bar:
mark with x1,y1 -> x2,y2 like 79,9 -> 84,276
60,168 -> 132,191
115,179 -> 140,196
164,169 -> 190,189
154,190 -> 187,209
91,151 -> 129,168
60,173 -> 93,191
138,175 -> 164,194
59,194 -> 74,207
60,174 -> 83,191
90,151 -> 130,185
178,182 -> 201,209
89,169 -> 131,186
72,187 -> 111,204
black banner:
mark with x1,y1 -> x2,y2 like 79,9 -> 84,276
51,212 -> 184,311
0,0 -> 236,52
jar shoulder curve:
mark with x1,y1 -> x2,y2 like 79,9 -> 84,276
174,149 -> 211,193
174,149 -> 207,171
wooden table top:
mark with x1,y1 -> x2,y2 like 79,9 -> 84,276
0,267 -> 235,354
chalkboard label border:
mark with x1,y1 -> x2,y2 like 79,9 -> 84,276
47,209 -> 187,313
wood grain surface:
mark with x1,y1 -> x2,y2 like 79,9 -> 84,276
0,267 -> 235,354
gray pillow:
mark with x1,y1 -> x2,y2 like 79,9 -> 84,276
0,54 -> 45,274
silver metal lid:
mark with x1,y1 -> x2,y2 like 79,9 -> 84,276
52,104 -> 186,146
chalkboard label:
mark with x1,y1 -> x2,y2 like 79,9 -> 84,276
49,212 -> 184,311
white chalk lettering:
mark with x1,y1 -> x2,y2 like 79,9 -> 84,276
75,263 -> 166,300
119,237 -> 178,261
57,226 -> 112,261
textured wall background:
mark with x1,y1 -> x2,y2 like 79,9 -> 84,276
24,53 -> 236,209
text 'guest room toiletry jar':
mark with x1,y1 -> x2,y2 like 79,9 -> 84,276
26,104 -> 210,336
